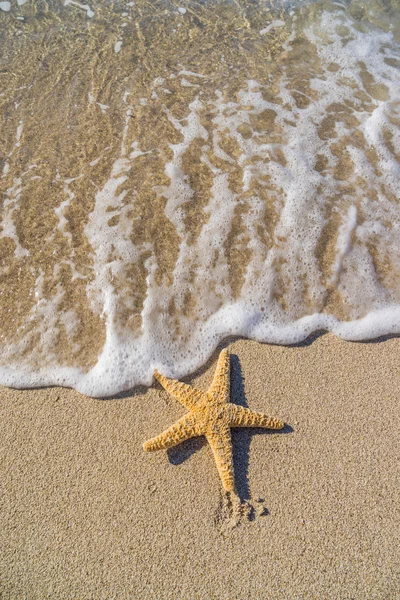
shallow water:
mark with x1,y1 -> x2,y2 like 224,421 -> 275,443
0,0 -> 399,395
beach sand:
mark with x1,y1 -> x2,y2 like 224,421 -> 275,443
0,334 -> 399,599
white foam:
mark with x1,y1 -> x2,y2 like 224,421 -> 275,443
54,174 -> 83,245
329,205 -> 358,286
178,68 -> 206,78
260,20 -> 285,35
156,98 -> 208,236
0,177 -> 29,259
64,0 -> 94,18
0,2 -> 10,11
180,78 -> 199,87
15,120 -> 23,148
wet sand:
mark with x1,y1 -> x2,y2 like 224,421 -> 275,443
0,333 -> 399,599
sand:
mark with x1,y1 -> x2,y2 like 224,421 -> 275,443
0,334 -> 399,599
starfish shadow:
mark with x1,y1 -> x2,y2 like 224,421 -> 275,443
167,436 -> 206,465
229,354 -> 292,505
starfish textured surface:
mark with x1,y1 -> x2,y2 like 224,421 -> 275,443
143,349 -> 284,493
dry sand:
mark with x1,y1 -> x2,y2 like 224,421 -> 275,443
0,334 -> 399,599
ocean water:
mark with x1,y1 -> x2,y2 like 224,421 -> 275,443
0,0 -> 399,396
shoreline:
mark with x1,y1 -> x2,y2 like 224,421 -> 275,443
1,333 -> 399,599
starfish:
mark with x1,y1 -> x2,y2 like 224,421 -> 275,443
143,349 -> 284,493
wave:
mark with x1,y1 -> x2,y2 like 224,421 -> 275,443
0,0 -> 399,395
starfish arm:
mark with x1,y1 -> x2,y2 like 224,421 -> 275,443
143,413 -> 200,452
207,348 -> 230,403
206,425 -> 236,493
226,404 -> 284,430
154,371 -> 205,410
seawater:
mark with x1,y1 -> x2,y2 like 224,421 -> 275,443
0,0 -> 399,396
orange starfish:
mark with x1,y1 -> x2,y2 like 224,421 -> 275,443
143,349 -> 284,493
